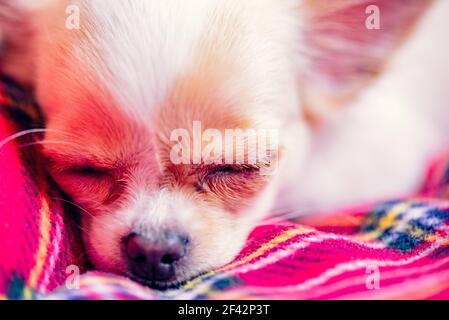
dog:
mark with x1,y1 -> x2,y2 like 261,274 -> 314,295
1,0 -> 448,289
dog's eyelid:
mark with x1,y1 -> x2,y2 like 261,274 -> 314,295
204,163 -> 261,176
216,163 -> 260,170
67,164 -> 113,176
44,154 -> 117,176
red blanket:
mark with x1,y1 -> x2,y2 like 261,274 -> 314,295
0,77 -> 84,299
1,76 -> 449,300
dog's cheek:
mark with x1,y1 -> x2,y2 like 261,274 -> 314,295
82,209 -> 130,273
186,207 -> 250,271
203,174 -> 271,213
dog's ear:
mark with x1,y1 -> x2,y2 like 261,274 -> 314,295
298,0 -> 433,123
0,0 -> 50,86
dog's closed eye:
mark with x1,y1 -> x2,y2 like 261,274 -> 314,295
44,155 -> 126,205
205,164 -> 260,178
66,165 -> 113,179
45,156 -> 113,179
194,164 -> 262,193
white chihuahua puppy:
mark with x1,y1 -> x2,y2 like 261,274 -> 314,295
1,0 -> 448,288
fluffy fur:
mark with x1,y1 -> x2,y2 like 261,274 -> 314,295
1,0 -> 448,287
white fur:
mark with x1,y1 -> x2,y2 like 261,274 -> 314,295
279,0 -> 449,212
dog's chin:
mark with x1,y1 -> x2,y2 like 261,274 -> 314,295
88,255 -> 203,291
87,245 -> 209,291
119,260 -> 210,290
124,272 -> 203,291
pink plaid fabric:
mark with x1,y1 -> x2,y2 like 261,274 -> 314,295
0,76 -> 84,299
45,199 -> 449,300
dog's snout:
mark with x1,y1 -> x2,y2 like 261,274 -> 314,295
124,232 -> 189,282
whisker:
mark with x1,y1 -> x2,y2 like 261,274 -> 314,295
19,140 -> 79,150
0,128 -> 48,151
0,128 -> 79,152
71,219 -> 90,234
260,208 -> 319,225
78,248 -> 101,261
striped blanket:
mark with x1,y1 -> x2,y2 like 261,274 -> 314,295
1,76 -> 449,300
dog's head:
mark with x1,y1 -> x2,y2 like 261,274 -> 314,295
0,0 -> 430,288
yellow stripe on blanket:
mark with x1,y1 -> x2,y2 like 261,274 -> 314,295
25,196 -> 52,298
179,227 -> 314,292
223,226 -> 314,271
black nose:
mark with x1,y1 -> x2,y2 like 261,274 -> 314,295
124,232 -> 188,282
